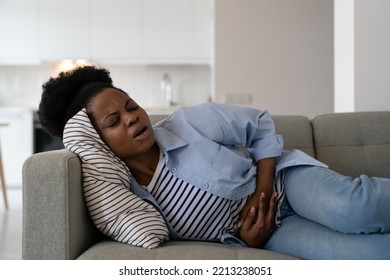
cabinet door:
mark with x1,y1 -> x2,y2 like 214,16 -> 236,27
90,0 -> 142,62
192,0 -> 211,59
0,0 -> 39,64
39,0 -> 90,60
0,109 -> 33,187
142,0 -> 211,63
142,0 -> 192,60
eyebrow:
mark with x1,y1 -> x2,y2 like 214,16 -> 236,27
125,98 -> 131,108
101,98 -> 132,124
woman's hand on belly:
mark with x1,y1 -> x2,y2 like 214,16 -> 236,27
237,192 -> 277,248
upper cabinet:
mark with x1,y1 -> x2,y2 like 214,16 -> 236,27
90,0 -> 142,62
142,0 -> 211,63
0,0 -> 39,64
143,0 -> 192,61
192,0 -> 212,59
39,0 -> 90,60
0,0 -> 211,64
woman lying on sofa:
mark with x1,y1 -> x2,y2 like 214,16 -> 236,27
38,66 -> 390,259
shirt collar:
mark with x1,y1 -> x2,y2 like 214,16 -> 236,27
153,126 -> 188,153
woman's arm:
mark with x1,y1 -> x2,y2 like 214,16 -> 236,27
255,157 -> 276,208
172,103 -> 284,161
236,157 -> 276,228
235,157 -> 277,248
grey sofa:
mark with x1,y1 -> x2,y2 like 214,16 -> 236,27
22,111 -> 390,260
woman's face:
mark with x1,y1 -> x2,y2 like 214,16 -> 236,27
87,88 -> 155,161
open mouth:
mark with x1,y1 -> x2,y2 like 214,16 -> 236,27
134,126 -> 147,138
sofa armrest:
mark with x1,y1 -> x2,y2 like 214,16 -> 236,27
22,149 -> 103,259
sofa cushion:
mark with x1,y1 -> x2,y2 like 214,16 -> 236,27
312,111 -> 390,178
77,240 -> 299,260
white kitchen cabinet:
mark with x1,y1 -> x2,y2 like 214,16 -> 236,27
142,0 -> 210,63
142,0 -> 192,59
90,0 -> 142,62
0,108 -> 33,188
192,0 -> 212,59
1,0 -> 211,64
91,0 -> 211,64
39,0 -> 90,60
0,0 -> 39,64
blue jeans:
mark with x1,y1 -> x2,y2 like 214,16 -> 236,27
265,166 -> 390,259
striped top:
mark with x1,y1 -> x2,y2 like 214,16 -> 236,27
275,170 -> 286,225
145,152 -> 248,240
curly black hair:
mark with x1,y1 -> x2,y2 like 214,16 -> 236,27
38,65 -> 114,138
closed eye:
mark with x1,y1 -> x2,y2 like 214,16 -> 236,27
108,118 -> 119,127
105,113 -> 120,127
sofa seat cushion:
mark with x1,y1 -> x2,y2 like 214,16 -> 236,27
77,240 -> 299,260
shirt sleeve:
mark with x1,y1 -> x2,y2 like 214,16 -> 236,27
220,232 -> 247,247
180,103 -> 284,161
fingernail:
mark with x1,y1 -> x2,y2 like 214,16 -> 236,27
250,206 -> 255,214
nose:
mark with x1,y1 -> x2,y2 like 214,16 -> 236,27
124,111 -> 138,127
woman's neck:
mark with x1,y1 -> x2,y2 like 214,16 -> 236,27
123,143 -> 160,186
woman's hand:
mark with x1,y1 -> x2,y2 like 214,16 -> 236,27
236,192 -> 261,228
237,192 -> 277,248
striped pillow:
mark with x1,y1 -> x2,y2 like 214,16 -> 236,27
63,108 -> 169,249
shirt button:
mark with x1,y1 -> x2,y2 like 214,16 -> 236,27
203,183 -> 209,188
171,167 -> 177,173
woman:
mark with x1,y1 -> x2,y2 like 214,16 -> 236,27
38,66 -> 390,259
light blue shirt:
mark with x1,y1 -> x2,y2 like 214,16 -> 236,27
155,103 -> 325,199
130,103 -> 326,243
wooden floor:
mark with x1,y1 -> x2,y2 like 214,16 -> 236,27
0,188 -> 22,260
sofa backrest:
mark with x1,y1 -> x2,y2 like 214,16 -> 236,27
272,115 -> 315,158
312,111 -> 390,178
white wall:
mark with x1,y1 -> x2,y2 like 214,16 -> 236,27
355,0 -> 390,112
213,0 -> 334,117
334,0 -> 355,113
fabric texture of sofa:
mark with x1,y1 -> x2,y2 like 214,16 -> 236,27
22,111 -> 390,260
